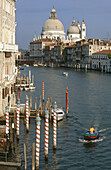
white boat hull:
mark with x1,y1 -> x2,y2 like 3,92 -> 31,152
51,108 -> 65,121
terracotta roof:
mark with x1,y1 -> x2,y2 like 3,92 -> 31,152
93,50 -> 111,54
30,38 -> 52,43
45,43 -> 55,46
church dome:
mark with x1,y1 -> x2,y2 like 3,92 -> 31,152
42,19 -> 64,32
42,7 -> 64,32
67,18 -> 80,34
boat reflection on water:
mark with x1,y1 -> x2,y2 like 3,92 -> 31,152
83,142 -> 98,153
84,142 -> 98,149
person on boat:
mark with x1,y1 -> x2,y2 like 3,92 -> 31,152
90,126 -> 95,134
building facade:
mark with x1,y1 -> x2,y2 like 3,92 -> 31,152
30,38 -> 53,63
0,0 -> 18,116
92,50 -> 111,72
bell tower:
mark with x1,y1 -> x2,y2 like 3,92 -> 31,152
81,20 -> 86,39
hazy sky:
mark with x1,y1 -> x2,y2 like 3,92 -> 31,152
15,0 -> 111,50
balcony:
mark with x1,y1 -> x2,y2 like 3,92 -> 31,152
0,42 -> 18,52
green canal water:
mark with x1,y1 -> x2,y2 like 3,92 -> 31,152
18,66 -> 111,169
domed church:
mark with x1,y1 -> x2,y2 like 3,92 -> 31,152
40,7 -> 86,43
41,6 -> 65,41
67,18 -> 86,42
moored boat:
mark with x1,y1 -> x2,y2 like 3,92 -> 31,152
51,108 -> 65,121
83,131 -> 99,140
63,72 -> 68,76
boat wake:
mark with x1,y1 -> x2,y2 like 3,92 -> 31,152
78,136 -> 105,143
99,127 -> 111,132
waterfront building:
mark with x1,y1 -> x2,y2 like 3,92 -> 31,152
43,43 -> 55,63
62,44 -> 76,67
50,44 -> 63,65
92,50 -> 111,72
81,39 -> 111,69
30,38 -> 54,63
30,7 -> 87,61
0,0 -> 18,116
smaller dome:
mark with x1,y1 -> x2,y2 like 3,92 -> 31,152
67,18 -> 80,35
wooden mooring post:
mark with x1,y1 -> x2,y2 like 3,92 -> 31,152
39,96 -> 42,116
24,143 -> 27,170
32,143 -> 35,170
30,96 -> 32,109
49,96 -> 52,121
35,97 -> 37,111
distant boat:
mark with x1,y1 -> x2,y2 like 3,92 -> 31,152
16,82 -> 36,91
38,63 -> 43,67
19,66 -> 24,70
47,63 -> 54,68
33,64 -> 38,67
24,64 -> 29,67
63,72 -> 68,76
51,108 -> 65,121
29,84 -> 36,90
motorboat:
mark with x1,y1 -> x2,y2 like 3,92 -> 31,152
83,131 -> 99,141
33,63 -> 38,66
29,84 -> 36,90
18,66 -> 24,70
63,72 -> 68,76
51,108 -> 65,121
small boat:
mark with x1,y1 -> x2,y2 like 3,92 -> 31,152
25,87 -> 29,91
63,72 -> 68,76
19,66 -> 24,70
47,63 -> 54,68
29,84 -> 36,90
51,108 -> 65,121
83,131 -> 99,141
33,64 -> 38,67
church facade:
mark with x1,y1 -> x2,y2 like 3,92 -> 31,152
40,7 -> 86,43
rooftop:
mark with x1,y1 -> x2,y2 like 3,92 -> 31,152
93,50 -> 111,54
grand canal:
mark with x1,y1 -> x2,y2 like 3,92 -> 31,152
18,66 -> 111,169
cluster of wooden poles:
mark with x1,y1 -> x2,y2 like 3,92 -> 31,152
5,81 -> 69,169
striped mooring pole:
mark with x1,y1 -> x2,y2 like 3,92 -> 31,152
6,105 -> 9,138
25,95 -> 29,132
53,102 -> 57,150
16,99 -> 20,139
42,81 -> 44,102
66,88 -> 69,117
45,110 -> 49,160
36,114 -> 41,169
